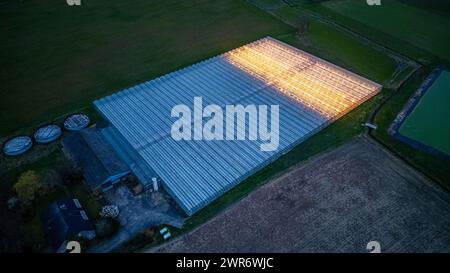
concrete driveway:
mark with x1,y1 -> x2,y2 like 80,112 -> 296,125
89,186 -> 184,253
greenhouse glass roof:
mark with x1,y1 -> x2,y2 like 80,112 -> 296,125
94,37 -> 381,215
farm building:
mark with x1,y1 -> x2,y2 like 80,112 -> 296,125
43,198 -> 96,253
94,37 -> 381,215
62,128 -> 131,192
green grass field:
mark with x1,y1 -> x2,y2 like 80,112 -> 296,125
399,71 -> 450,155
321,0 -> 450,61
307,20 -> 396,83
272,6 -> 397,84
398,0 -> 450,18
0,0 -> 293,137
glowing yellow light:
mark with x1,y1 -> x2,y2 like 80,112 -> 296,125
225,38 -> 381,117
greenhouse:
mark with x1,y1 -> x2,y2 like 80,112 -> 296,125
94,37 -> 381,215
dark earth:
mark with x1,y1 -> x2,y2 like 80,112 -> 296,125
150,135 -> 450,253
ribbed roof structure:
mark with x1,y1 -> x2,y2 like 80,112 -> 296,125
94,37 -> 381,215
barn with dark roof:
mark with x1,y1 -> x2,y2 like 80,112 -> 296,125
62,127 -> 130,192
43,198 -> 96,253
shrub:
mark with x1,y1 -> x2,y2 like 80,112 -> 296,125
13,170 -> 47,207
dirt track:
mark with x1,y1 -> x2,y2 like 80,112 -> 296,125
149,135 -> 450,253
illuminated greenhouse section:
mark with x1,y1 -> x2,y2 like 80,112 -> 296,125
226,37 -> 380,117
94,37 -> 381,215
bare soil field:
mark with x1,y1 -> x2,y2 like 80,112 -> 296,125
149,135 -> 450,253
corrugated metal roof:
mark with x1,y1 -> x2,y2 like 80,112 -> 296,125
62,128 -> 130,190
94,37 -> 381,215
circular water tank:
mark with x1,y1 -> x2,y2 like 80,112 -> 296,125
34,124 -> 62,144
3,136 -> 33,156
64,113 -> 90,131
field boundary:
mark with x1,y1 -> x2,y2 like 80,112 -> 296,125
247,0 -> 421,89
302,11 -> 420,89
389,67 -> 450,160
